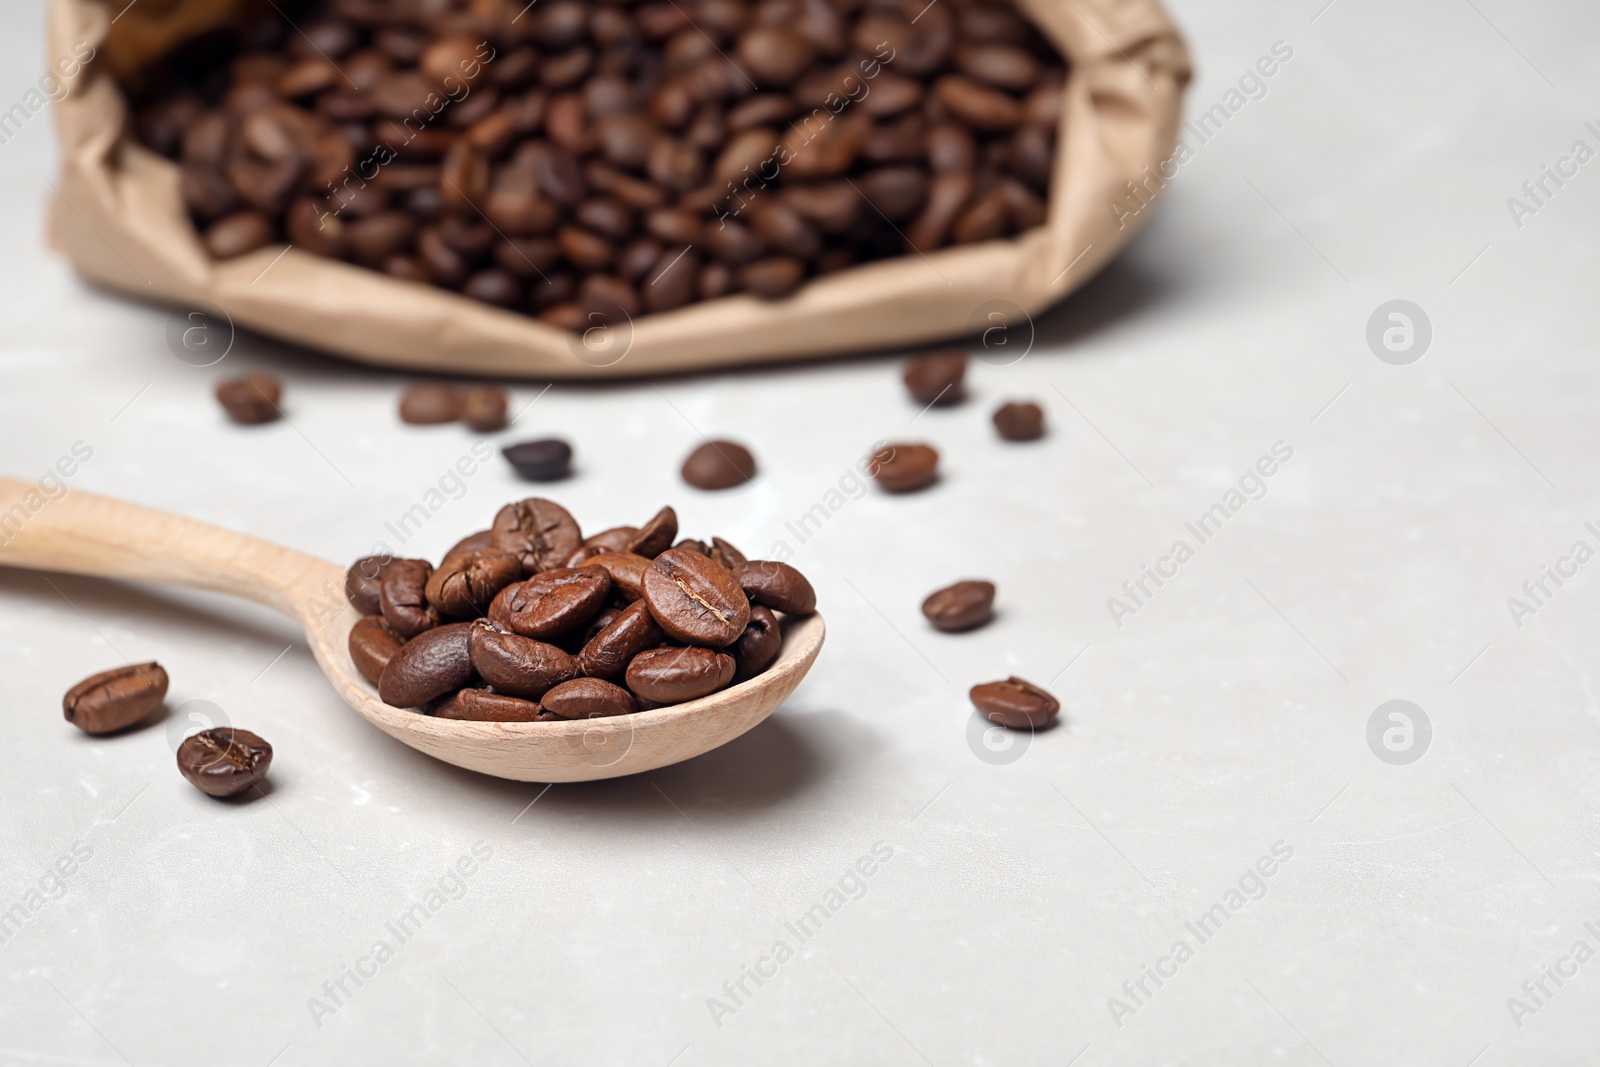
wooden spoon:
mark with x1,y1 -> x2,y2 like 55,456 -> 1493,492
0,477 -> 825,782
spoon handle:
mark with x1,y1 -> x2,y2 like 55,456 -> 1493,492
0,476 -> 334,620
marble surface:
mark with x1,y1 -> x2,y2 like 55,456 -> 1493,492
4,1 -> 1600,1064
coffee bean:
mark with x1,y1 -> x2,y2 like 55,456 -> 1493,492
642,546 -> 750,646
63,662 -> 168,734
732,604 -> 781,680
542,677 -> 637,718
442,530 -> 495,563
349,614 -> 404,685
578,599 -> 662,680
379,558 -> 439,638
736,28 -> 816,87
491,497 -> 583,574
586,551 -> 650,601
467,620 -> 578,700
955,43 -> 1040,92
682,440 -> 756,490
870,442 -> 939,493
425,549 -> 521,618
933,75 -> 1023,130
502,438 -> 574,482
970,676 -> 1058,729
487,565 -> 611,639
585,526 -> 640,552
461,385 -> 509,431
674,538 -> 709,555
627,506 -> 679,558
731,560 -> 816,615
379,621 -> 475,706
625,646 -> 736,703
215,373 -> 283,425
431,688 -> 553,721
741,257 -> 806,299
204,211 -> 274,259
345,555 -> 391,614
399,381 -> 463,425
903,350 -> 966,406
993,401 -> 1045,441
921,579 -> 995,632
708,536 -> 747,571
176,727 -> 273,797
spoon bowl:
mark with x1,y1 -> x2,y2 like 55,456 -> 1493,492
0,477 -> 824,782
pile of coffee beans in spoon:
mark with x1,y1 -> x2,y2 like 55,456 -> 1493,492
346,497 -> 815,719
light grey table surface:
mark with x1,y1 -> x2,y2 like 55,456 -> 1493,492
3,1 -> 1599,1064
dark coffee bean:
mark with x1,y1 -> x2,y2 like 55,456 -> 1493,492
463,269 -> 522,308
732,604 -> 781,680
681,440 -> 757,490
502,439 -> 574,482
535,146 -> 588,205
750,201 -> 822,258
467,620 -> 578,699
399,381 -> 463,425
345,213 -> 415,266
674,539 -> 709,555
858,167 -> 928,221
731,560 -> 816,614
345,555 -> 391,614
204,212 -> 275,259
934,75 -> 1023,130
708,536 -> 747,571
579,599 -> 663,680
921,580 -> 995,632
287,197 -> 344,257
736,28 -> 815,86
955,43 -> 1040,93
586,552 -> 650,601
641,546 -> 750,647
586,526 -> 640,552
905,171 -> 972,249
863,72 -> 922,117
487,566 -> 611,639
970,676 -> 1059,729
215,373 -> 283,425
627,506 -> 679,558
625,646 -> 736,703
456,385 -> 508,432
542,677 -> 637,718
952,187 -> 1010,243
741,257 -> 805,299
491,497 -> 583,573
646,207 -> 702,245
63,662 -> 168,734
869,442 -> 939,493
181,165 -> 239,219
379,558 -> 439,638
443,529 -> 496,563
431,688 -> 551,721
703,219 -> 764,264
993,401 -> 1045,441
349,614 -> 405,684
699,261 -> 736,300
176,728 -> 273,798
644,246 -> 697,311
782,182 -> 859,233
558,226 -> 616,270
999,179 -> 1048,230
379,622 -> 475,706
926,123 -> 977,173
425,548 -> 521,618
619,237 -> 665,281
903,350 -> 966,406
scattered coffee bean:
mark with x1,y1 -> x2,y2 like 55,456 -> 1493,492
431,688 -> 555,721
642,547 -> 750,647
681,440 -> 757,490
870,442 -> 940,493
502,438 -> 573,482
969,676 -> 1058,729
378,558 -> 439,638
215,373 -> 282,425
542,677 -> 637,718
176,727 -> 273,797
399,381 -> 463,425
349,615 -> 405,685
921,579 -> 995,632
462,385 -> 509,431
344,555 -> 391,614
732,560 -> 817,615
993,401 -> 1045,441
903,350 -> 966,406
62,662 -> 168,734
625,646 -> 736,703
379,621 -> 476,706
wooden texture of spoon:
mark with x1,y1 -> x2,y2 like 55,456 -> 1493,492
0,477 -> 825,782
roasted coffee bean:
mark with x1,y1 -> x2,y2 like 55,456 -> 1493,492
349,614 -> 405,684
642,546 -> 750,647
906,170 -> 973,250
345,554 -> 391,614
176,727 -> 273,797
379,558 -> 439,638
952,186 -> 1010,243
955,43 -> 1040,92
903,350 -> 966,405
379,621 -> 475,706
993,400 -> 1045,441
467,620 -> 578,699
681,440 -> 756,490
492,497 -> 583,573
732,604 -> 781,680
741,257 -> 805,299
431,688 -> 552,721
578,599 -> 662,680
487,565 -> 611,639
442,530 -> 495,563
502,438 -> 574,482
542,677 -> 637,718
63,662 -> 168,734
586,551 -> 650,600
586,526 -> 640,552
204,211 -> 274,259
462,385 -> 509,431
870,442 -> 939,493
627,506 -> 679,558
707,536 -> 747,571
425,549 -> 521,618
921,579 -> 995,632
970,676 -> 1059,729
399,381 -> 463,425
674,539 -> 709,555
934,75 -> 1023,130
625,646 -> 736,703
731,560 -> 816,615
215,373 -> 283,424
